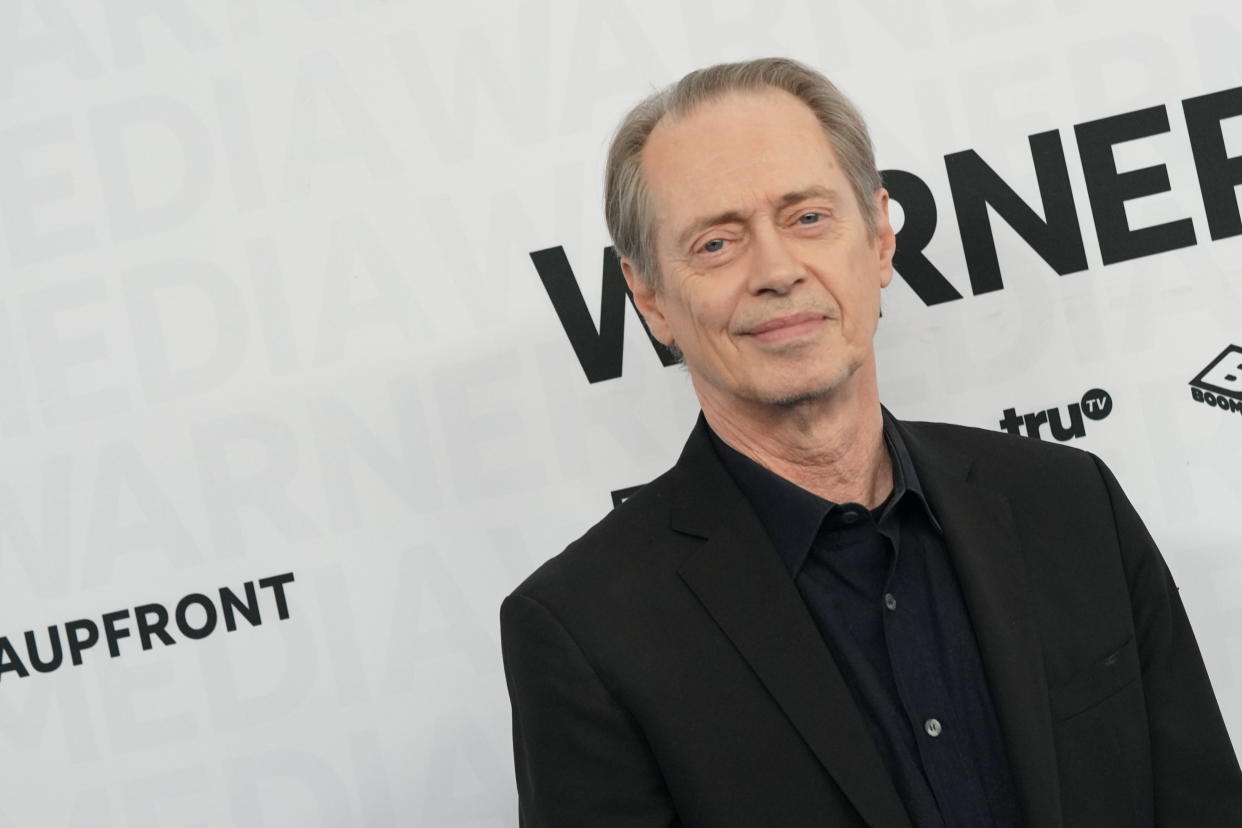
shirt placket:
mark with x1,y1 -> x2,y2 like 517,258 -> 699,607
881,526 -> 995,828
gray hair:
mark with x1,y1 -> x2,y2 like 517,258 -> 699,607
604,57 -> 883,290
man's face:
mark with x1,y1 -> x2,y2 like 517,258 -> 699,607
624,89 -> 895,411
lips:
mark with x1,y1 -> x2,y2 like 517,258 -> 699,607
745,311 -> 826,342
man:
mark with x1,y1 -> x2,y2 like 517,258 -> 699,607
500,58 -> 1242,827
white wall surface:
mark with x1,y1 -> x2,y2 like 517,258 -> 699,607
0,0 -> 1239,824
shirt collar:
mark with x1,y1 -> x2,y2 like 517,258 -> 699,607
707,407 -> 942,577
879,408 -> 942,533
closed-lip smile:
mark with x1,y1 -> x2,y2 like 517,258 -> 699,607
746,311 -> 826,342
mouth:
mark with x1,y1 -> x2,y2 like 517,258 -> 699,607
744,311 -> 827,343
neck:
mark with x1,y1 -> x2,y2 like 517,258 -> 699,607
697,364 -> 892,509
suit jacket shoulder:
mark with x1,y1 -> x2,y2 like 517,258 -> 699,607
509,463 -> 684,605
512,416 -> 1108,621
898,418 -> 1120,531
900,417 -> 1099,476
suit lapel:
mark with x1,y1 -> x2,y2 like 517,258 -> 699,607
898,421 -> 1063,828
671,418 -> 913,828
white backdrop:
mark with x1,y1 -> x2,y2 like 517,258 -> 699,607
0,0 -> 1240,824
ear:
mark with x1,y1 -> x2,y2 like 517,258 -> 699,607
872,188 -> 896,289
620,257 -> 675,346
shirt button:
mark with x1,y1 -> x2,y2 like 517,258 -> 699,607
883,593 -> 897,611
840,509 -> 860,524
924,718 -> 942,738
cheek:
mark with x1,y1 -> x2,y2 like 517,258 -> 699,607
848,285 -> 881,326
675,284 -> 733,335
845,250 -> 884,305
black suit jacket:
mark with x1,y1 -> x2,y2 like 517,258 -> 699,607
500,415 -> 1242,827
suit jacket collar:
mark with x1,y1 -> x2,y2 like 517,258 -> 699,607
671,414 -> 914,828
894,418 -> 1062,828
669,412 -> 1063,828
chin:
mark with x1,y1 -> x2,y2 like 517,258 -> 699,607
758,385 -> 836,408
748,377 -> 841,408
748,360 -> 858,408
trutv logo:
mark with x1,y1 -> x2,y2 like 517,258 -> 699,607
998,389 -> 1113,441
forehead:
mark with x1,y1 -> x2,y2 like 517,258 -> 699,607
641,89 -> 845,227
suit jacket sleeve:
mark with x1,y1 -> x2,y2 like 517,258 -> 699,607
500,591 -> 681,827
1092,454 -> 1242,821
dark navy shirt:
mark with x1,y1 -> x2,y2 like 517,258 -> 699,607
709,411 -> 1022,828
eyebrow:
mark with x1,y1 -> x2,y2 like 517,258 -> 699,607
676,186 -> 843,248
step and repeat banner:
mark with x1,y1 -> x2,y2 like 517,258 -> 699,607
1,0 -> 1240,824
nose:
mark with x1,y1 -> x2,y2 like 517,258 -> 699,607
746,223 -> 806,295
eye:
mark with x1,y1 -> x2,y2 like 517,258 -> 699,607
701,238 -> 726,253
797,212 -> 822,225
